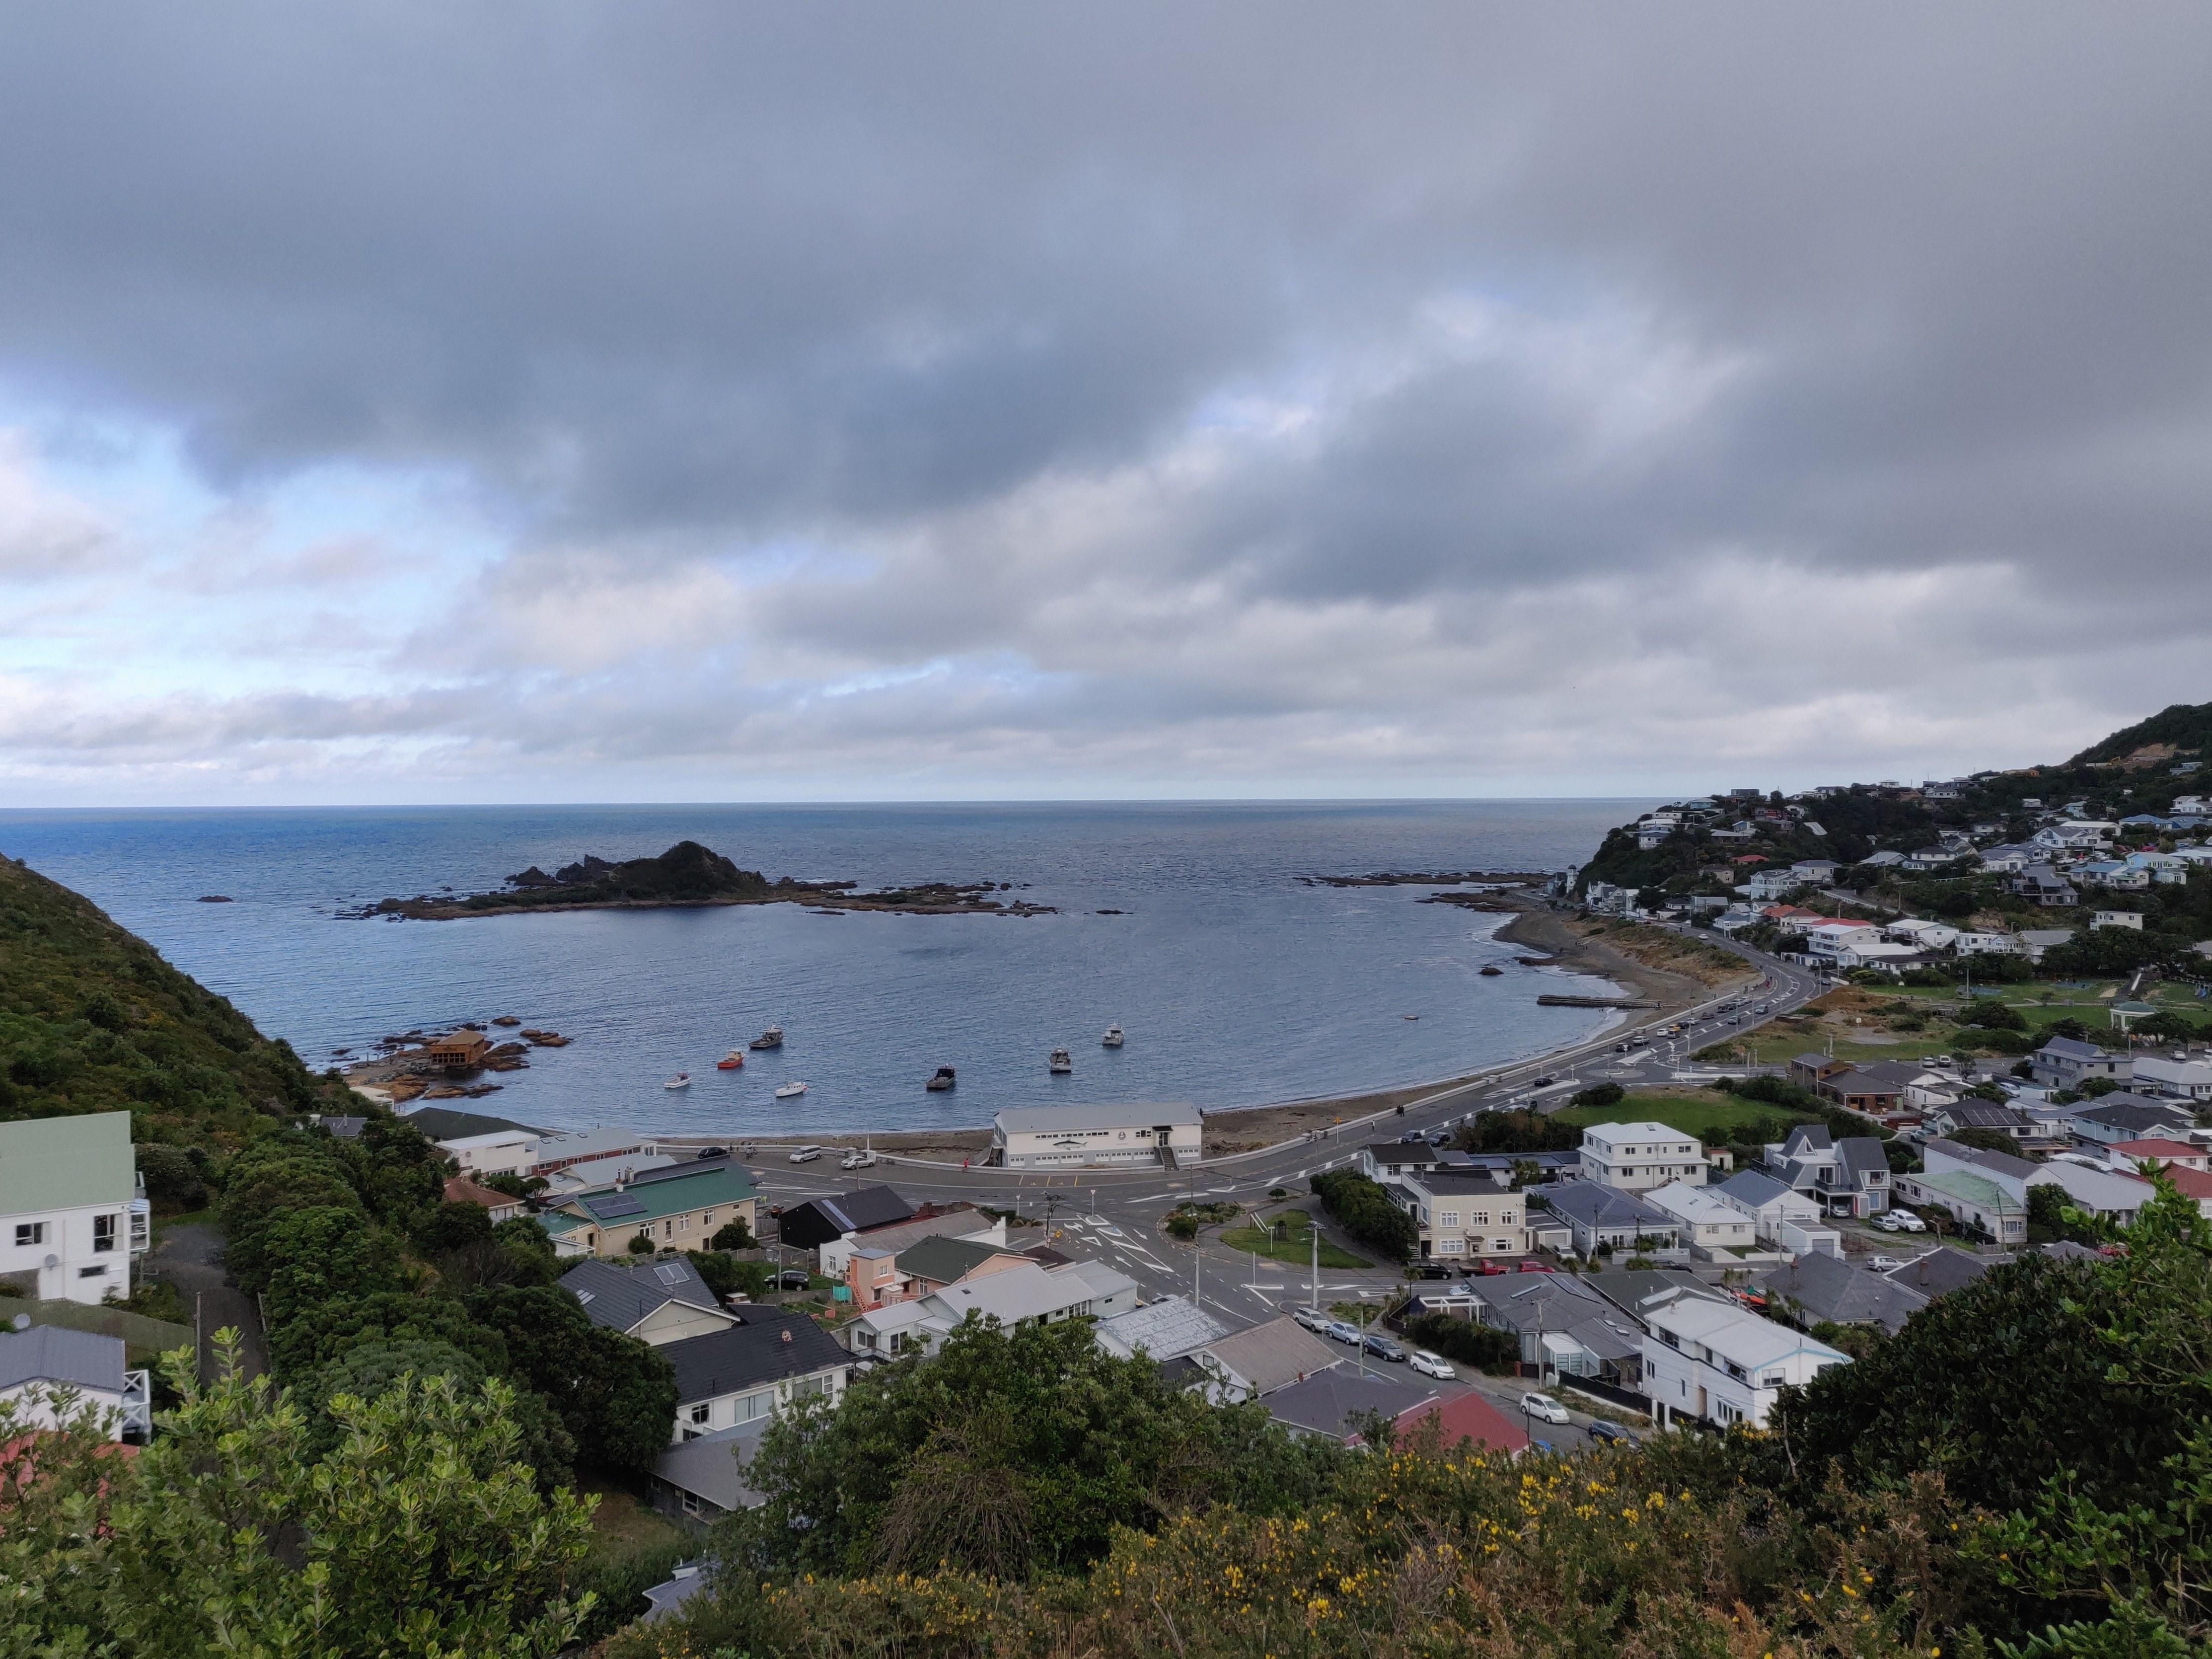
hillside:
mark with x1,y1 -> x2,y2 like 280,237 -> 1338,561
2067,698 -> 2212,766
0,851 -> 327,1148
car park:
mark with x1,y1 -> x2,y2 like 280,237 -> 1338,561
1520,1392 -> 1571,1425
1409,1349 -> 1455,1380
1362,1333 -> 1406,1362
1587,1420 -> 1641,1448
1326,1320 -> 1362,1345
788,1145 -> 822,1163
1292,1306 -> 1331,1333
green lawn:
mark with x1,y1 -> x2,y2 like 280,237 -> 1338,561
1554,1091 -> 1816,1142
1220,1207 -> 1370,1270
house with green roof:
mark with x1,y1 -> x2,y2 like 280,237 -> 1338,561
539,1156 -> 757,1259
1892,1167 -> 2026,1246
0,1112 -> 148,1305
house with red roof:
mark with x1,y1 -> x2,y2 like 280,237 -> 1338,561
1393,1389 -> 1530,1456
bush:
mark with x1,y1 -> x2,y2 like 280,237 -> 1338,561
135,1143 -> 207,1210
1405,1313 -> 1520,1374
1309,1171 -> 1418,1263
1960,999 -> 2026,1030
708,1218 -> 755,1251
627,1232 -> 656,1255
1570,1081 -> 1624,1109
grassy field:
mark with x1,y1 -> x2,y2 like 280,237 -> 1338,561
1220,1207 -> 1370,1270
1553,1090 -> 1816,1142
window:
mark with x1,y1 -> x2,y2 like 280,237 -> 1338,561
690,1403 -> 710,1425
14,1222 -> 43,1247
663,1220 -> 673,1239
1438,1210 -> 1459,1228
78,1265 -> 106,1279
1761,1372 -> 1785,1387
1437,1237 -> 1464,1256
1472,1211 -> 1490,1226
681,1490 -> 702,1514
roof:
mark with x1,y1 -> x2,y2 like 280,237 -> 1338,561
0,1327 -> 128,1395
661,1309 -> 849,1406
777,1185 -> 916,1248
2032,1161 -> 2156,1214
1824,1071 -> 1902,1097
1263,1369 -> 1438,1442
0,1112 -> 137,1214
1361,1142 -> 1444,1165
1925,1139 -> 2039,1181
2110,1139 -> 2200,1160
1936,1100 -> 2032,1130
651,1420 -> 768,1512
830,1206 -> 995,1258
1758,1252 -> 1926,1335
1580,1121 -> 1698,1144
896,1234 -> 1020,1285
1192,1317 -> 1341,1395
994,1102 -> 1203,1135
1837,1139 -> 1890,1180
2074,1101 -> 2196,1134
1049,1257 -> 1140,1304
1395,1389 -> 1529,1454
2036,1037 -> 2111,1062
923,1260 -> 1128,1326
1403,1169 -> 1525,1195
566,1163 -> 757,1230
1645,1297 -> 1850,1372
1584,1269 -> 1738,1322
561,1257 -> 725,1333
1717,1170 -> 1800,1209
398,1105 -> 542,1140
1782,1125 -> 1833,1155
443,1176 -> 518,1209
437,1129 -> 537,1153
1912,1169 -> 2026,1215
1642,1181 -> 1745,1227
1091,1296 -> 1231,1361
1879,1249 -> 1992,1297
2157,1165 -> 2212,1200
1539,1183 -> 1678,1231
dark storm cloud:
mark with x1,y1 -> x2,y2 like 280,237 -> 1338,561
1,2 -> 2210,799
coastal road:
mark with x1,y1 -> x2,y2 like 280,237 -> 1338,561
745,932 -> 1828,1335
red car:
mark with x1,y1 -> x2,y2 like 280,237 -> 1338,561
1516,1259 -> 1553,1274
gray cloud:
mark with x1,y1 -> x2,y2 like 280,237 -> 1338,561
0,2 -> 2209,799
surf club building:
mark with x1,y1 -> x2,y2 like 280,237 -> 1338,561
989,1103 -> 1204,1170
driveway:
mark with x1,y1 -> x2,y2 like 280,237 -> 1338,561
150,1221 -> 269,1382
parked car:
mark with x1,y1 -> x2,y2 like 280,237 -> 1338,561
1516,1259 -> 1553,1274
1869,1255 -> 1906,1272
1587,1420 -> 1641,1448
1889,1211 -> 1927,1233
1521,1392 -> 1571,1426
1325,1320 -> 1362,1346
1292,1305 -> 1331,1334
774,1270 -> 811,1290
788,1145 -> 822,1164
840,1149 -> 877,1171
695,1146 -> 730,1159
1533,1076 -> 1556,1087
1400,1129 -> 1428,1143
1411,1262 -> 1453,1281
1870,1210 -> 1903,1232
1409,1350 -> 1456,1380
1363,1333 -> 1406,1362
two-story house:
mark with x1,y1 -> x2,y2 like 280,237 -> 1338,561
1764,1125 -> 1892,1217
2029,1036 -> 2131,1092
1641,1297 -> 1849,1430
1392,1170 -> 1528,1262
0,1113 -> 149,1305
562,1257 -> 737,1347
664,1306 -> 851,1443
1579,1123 -> 1705,1192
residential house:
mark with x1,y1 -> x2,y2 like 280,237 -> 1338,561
434,1128 -> 541,1178
2007,867 -> 2080,906
529,1126 -> 651,1177
2132,1056 -> 2212,1103
1919,1139 -> 2154,1226
1955,931 -> 2027,958
1790,1053 -> 1852,1093
2065,1096 -> 2196,1147
538,1157 -> 758,1260
1765,1125 -> 1894,1216
893,1234 -> 1031,1295
1891,1167 -> 2028,1243
1922,1099 -> 2039,1142
1757,1252 -> 1927,1337
1885,918 -> 1961,952
2105,1138 -> 2209,1174
1091,1295 -> 1232,1362
562,1257 -> 737,1347
1878,1248 -> 1991,1300
1742,868 -> 1803,903
843,1258 -> 1138,1359
0,1112 -> 149,1306
1578,1122 -> 1706,1192
1642,1180 -> 1759,1252
663,1307 -> 851,1443
1393,1390 -> 1530,1455
1534,1182 -> 1682,1258
1641,1298 -> 1849,1430
776,1186 -> 914,1254
2030,1037 -> 2131,1092
1187,1316 -> 1343,1402
2032,823 -> 2115,854
1394,1170 -> 1529,1262
1264,1370 -> 1440,1445
1902,847 -> 1962,873
1805,1070 -> 1905,1118
0,1327 -> 150,1439
1860,850 -> 1907,869
2093,910 -> 2145,931
1791,859 -> 1842,884
815,1203 -> 1007,1280
1710,1170 -> 1836,1254
1458,1271 -> 1652,1390
651,1421 -> 766,1524
1975,845 -> 2038,875
1358,1141 -> 1450,1183
442,1175 -> 524,1222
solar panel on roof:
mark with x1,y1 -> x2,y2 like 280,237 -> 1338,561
656,1264 -> 685,1285
590,1194 -> 647,1220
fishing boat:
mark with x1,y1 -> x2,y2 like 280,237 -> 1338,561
1102,1025 -> 1124,1048
715,1050 -> 745,1070
1048,1048 -> 1073,1075
749,1025 -> 784,1051
926,1065 -> 957,1092
664,1073 -> 692,1090
774,1080 -> 808,1099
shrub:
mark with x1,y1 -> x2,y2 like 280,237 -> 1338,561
1309,1172 -> 1417,1263
1405,1313 -> 1520,1374
627,1232 -> 656,1255
1570,1081 -> 1625,1109
708,1218 -> 755,1251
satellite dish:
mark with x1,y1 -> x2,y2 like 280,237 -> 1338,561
43,1254 -> 58,1270
9,1314 -> 28,1331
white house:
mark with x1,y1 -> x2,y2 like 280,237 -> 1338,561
434,1128 -> 539,1178
1711,1170 -> 1826,1247
0,1113 -> 149,1306
0,1327 -> 151,1440
2133,1056 -> 2212,1103
1641,1298 -> 1849,1430
1579,1123 -> 1706,1192
844,1258 -> 1139,1358
1643,1180 -> 1758,1251
990,1103 -> 1203,1170
1885,918 -> 1961,952
2093,910 -> 2145,931
662,1307 -> 852,1443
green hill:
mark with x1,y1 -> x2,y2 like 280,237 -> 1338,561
0,852 -> 327,1149
2068,699 -> 2212,766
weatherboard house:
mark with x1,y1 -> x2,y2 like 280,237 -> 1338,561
0,1113 -> 150,1306
536,1157 -> 757,1259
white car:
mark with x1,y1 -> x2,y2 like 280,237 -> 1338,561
1521,1391 -> 1570,1426
1887,1210 -> 1927,1233
1409,1350 -> 1456,1381
788,1145 -> 822,1164
1869,1211 -> 1902,1232
840,1150 -> 877,1171
1292,1306 -> 1331,1334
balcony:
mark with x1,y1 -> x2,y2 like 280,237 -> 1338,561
128,1198 -> 151,1255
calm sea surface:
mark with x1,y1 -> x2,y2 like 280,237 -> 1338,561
0,802 -> 1649,1137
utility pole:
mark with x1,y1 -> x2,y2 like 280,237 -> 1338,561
1310,1224 -> 1320,1312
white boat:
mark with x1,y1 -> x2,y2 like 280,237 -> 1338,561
774,1080 -> 808,1099
1048,1048 -> 1073,1075
664,1073 -> 692,1090
1102,1025 -> 1124,1048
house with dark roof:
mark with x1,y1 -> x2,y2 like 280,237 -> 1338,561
1923,1099 -> 2039,1142
1878,1249 -> 1992,1300
1188,1316 -> 1341,1402
1534,1183 -> 1682,1259
1263,1369 -> 1438,1444
893,1233 -> 1029,1294
561,1257 -> 737,1348
0,1326 -> 150,1440
1454,1270 -> 1653,1390
2030,1037 -> 2131,1092
776,1186 -> 914,1251
662,1307 -> 851,1444
1764,1126 -> 1894,1218
1757,1252 -> 1926,1336
1358,1142 -> 1448,1183
650,1420 -> 768,1524
2065,1097 -> 2197,1148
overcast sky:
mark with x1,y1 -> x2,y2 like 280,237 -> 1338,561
2,4 -> 2209,804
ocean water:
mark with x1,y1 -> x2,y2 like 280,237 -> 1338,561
0,802 -> 1649,1137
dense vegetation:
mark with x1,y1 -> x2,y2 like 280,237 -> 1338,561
0,851 -> 331,1148
1310,1169 -> 1418,1262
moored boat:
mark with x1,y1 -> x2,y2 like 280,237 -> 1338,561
716,1050 -> 745,1070
1048,1048 -> 1073,1075
750,1025 -> 784,1051
926,1065 -> 956,1092
1102,1025 -> 1124,1047
664,1072 -> 692,1090
774,1079 -> 808,1098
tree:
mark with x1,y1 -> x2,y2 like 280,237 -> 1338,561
1570,1081 -> 1625,1109
466,1284 -> 678,1475
416,1199 -> 495,1257
1,1334 -> 596,1659
297,1339 -> 577,1487
627,1231 -> 656,1255
709,1217 -> 755,1251
1309,1170 -> 1418,1262
1951,1126 -> 2025,1156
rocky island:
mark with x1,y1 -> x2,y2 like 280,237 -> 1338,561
344,839 -> 1056,920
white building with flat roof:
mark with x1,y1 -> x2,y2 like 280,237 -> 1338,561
1642,1297 -> 1848,1430
1580,1122 -> 1706,1191
990,1103 -> 1203,1169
